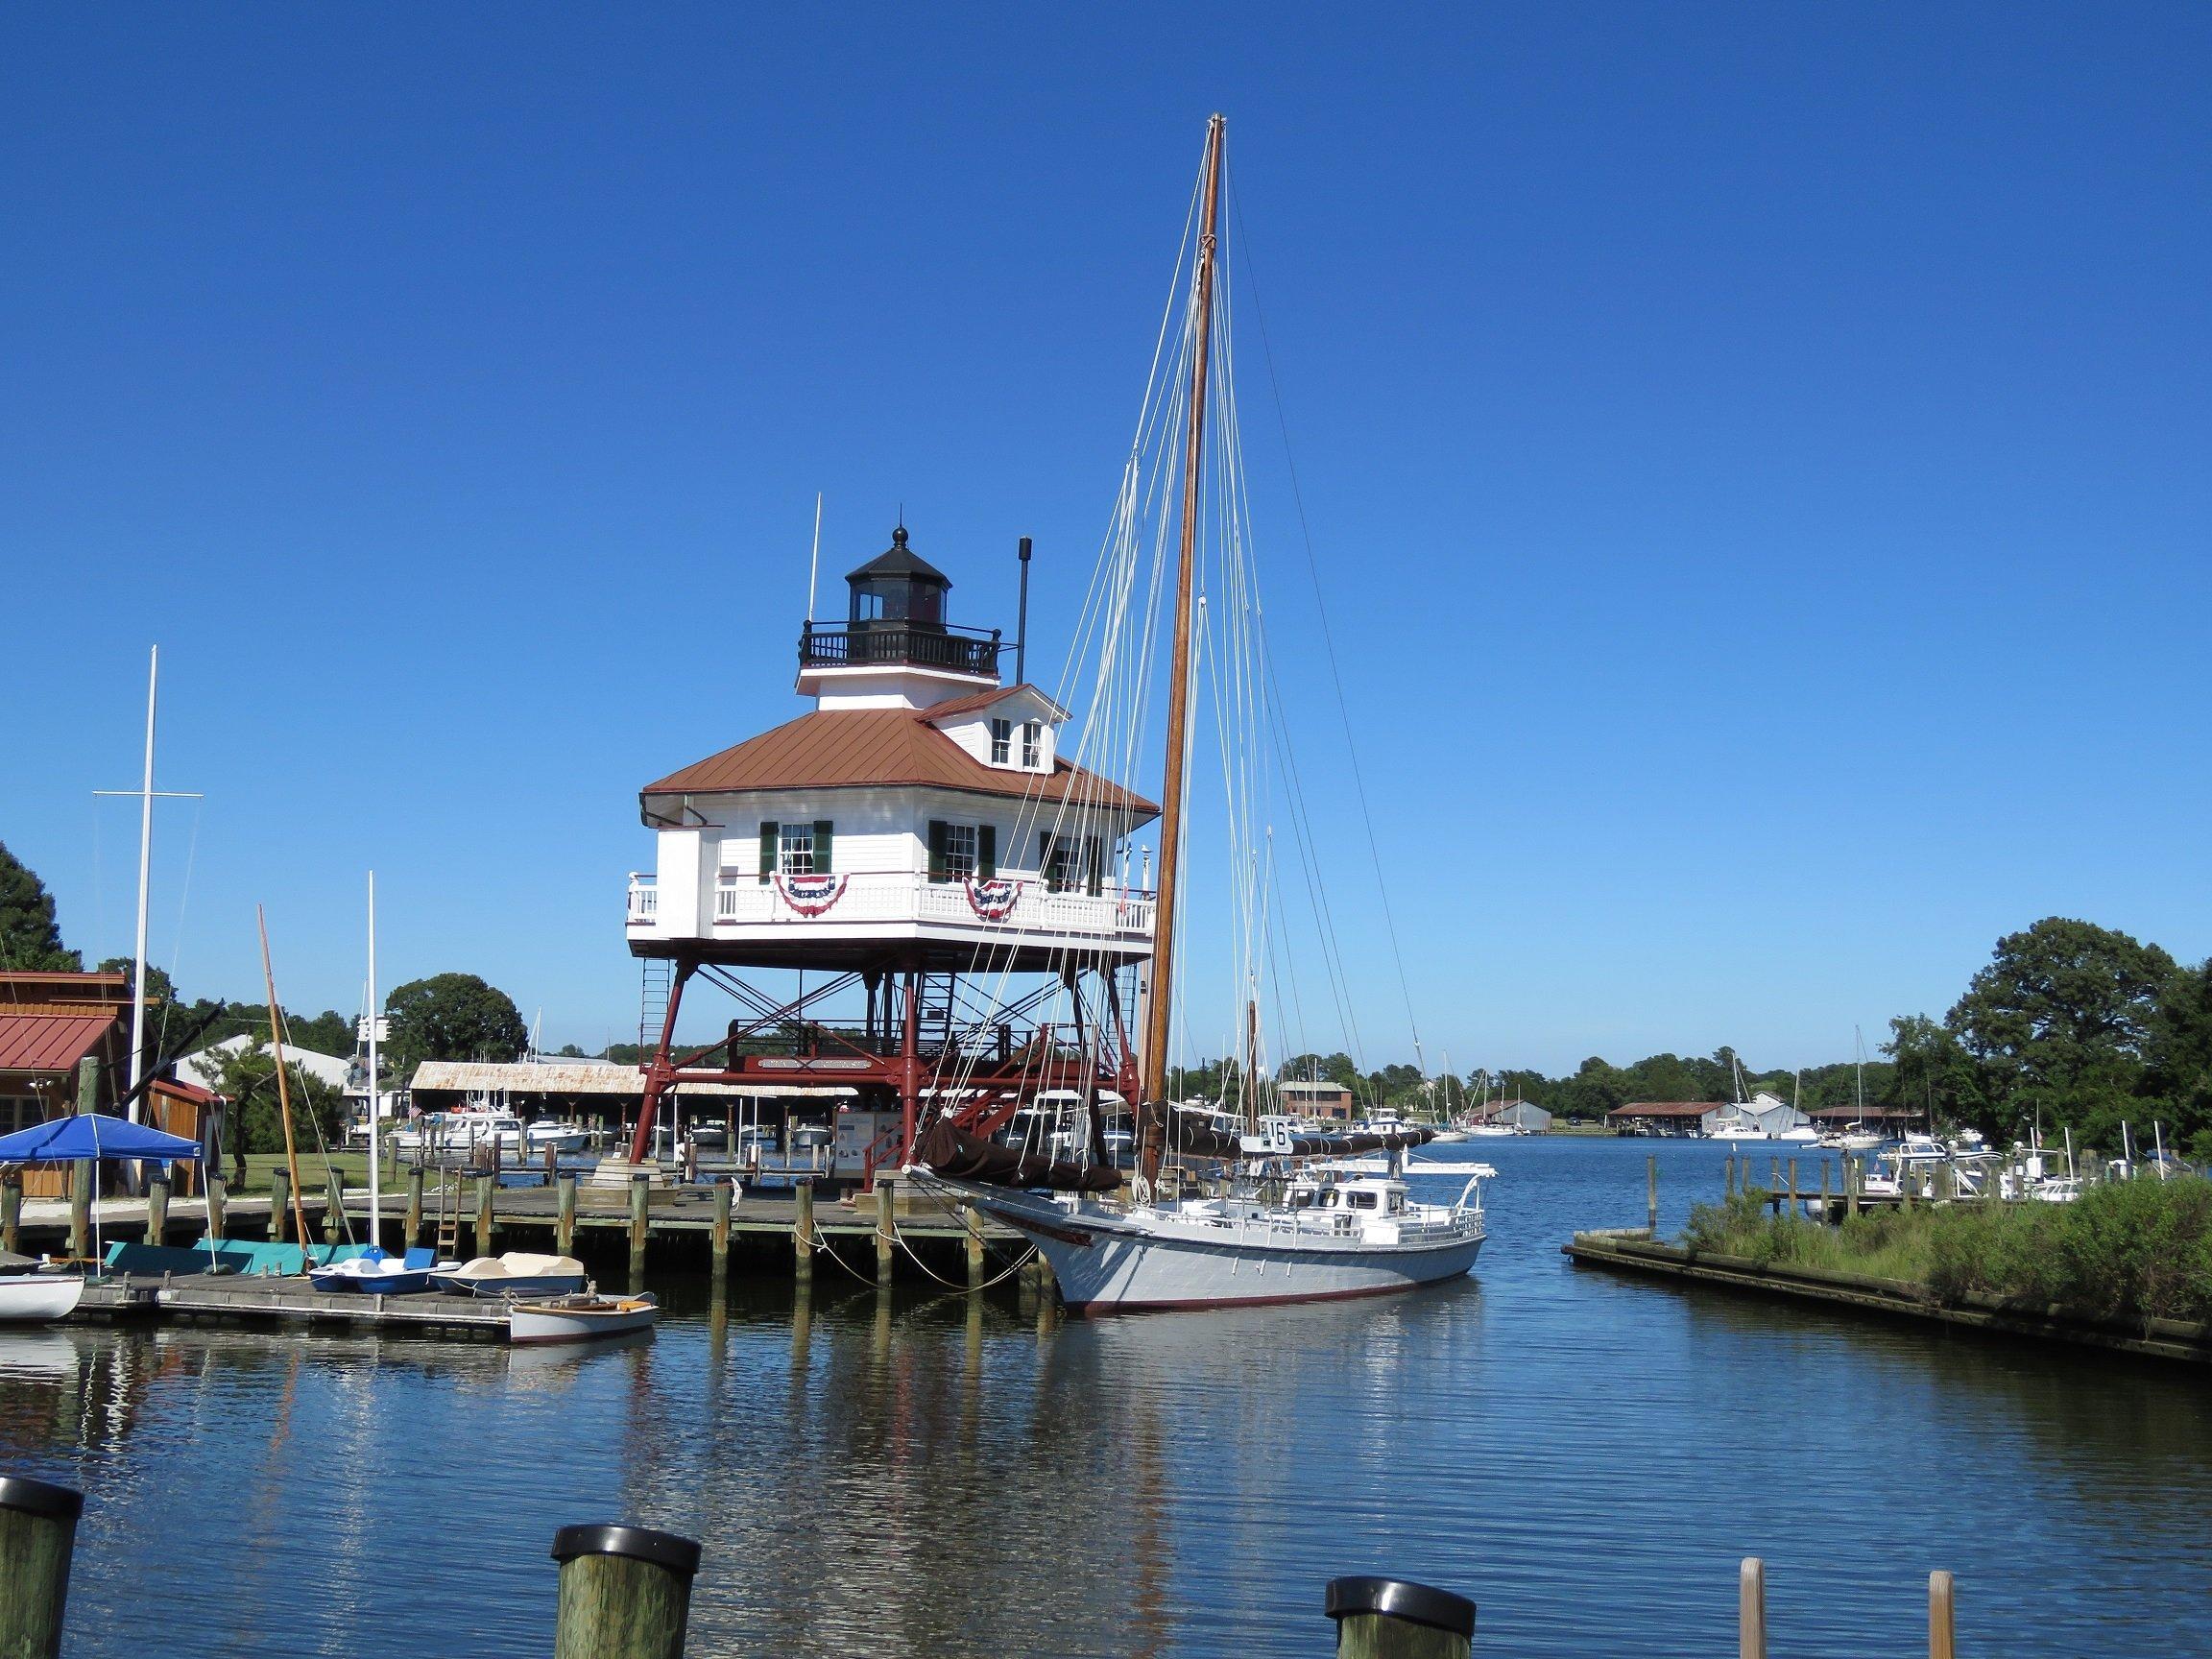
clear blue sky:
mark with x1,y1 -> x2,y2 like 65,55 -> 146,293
4,5 -> 2206,1075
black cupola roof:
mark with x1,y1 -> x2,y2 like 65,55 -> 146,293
846,524 -> 950,588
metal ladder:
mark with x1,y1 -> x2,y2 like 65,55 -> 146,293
432,1164 -> 461,1260
638,958 -> 673,1053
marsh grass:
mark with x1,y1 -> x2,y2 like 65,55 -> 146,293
1679,1176 -> 2212,1326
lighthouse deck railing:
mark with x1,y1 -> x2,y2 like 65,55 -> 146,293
628,870 -> 1154,941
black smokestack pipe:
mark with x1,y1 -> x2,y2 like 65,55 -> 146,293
1015,536 -> 1032,685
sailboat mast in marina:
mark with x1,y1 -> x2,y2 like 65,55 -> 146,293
911,116 -> 1494,1312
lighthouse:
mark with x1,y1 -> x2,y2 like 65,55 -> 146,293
621,526 -> 1160,1180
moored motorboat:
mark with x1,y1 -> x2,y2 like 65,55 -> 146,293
430,1252 -> 588,1299
509,1292 -> 659,1345
0,1272 -> 85,1325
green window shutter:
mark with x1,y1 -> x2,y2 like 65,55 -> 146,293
927,820 -> 949,883
977,824 -> 997,879
758,821 -> 779,883
812,820 -> 833,875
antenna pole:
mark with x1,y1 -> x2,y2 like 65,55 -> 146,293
805,493 -> 824,622
1015,536 -> 1033,685
1141,113 -> 1226,1147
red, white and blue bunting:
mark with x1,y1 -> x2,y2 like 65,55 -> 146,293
964,877 -> 1022,922
774,872 -> 849,917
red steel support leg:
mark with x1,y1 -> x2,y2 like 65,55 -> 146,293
897,967 -> 922,1172
628,960 -> 695,1165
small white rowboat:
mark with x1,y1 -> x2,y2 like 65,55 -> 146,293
0,1274 -> 85,1325
508,1292 -> 659,1346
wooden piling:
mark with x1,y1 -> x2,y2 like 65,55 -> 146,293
1786,1158 -> 1797,1216
556,1173 -> 578,1256
68,1160 -> 91,1262
627,1174 -> 649,1279
710,1181 -> 732,1282
1325,1575 -> 1475,1659
474,1175 -> 495,1259
1928,1570 -> 1955,1659
0,1174 -> 19,1257
1647,1155 -> 1658,1235
405,1165 -> 424,1244
0,1473 -> 83,1659
205,1175 -> 226,1241
1847,1155 -> 1861,1218
1725,1154 -> 1736,1198
1739,1557 -> 1766,1659
270,1166 -> 292,1244
875,1180 -> 895,1287
325,1175 -> 346,1246
962,1202 -> 984,1290
1819,1161 -> 1831,1220
146,1173 -> 170,1246
549,1524 -> 700,1659
792,1181 -> 814,1283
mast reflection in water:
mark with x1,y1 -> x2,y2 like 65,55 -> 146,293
3,1142 -> 2211,1658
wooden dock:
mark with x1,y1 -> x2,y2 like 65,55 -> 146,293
76,1275 -> 510,1336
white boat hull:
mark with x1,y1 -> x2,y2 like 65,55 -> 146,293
0,1274 -> 85,1324
509,1295 -> 659,1345
921,1177 -> 1483,1313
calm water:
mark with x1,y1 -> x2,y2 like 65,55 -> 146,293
7,1139 -> 2210,1657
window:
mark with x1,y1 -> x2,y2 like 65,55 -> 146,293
989,717 -> 1011,765
1040,831 -> 1104,895
1021,720 -> 1042,769
927,820 -> 997,883
757,820 -> 833,881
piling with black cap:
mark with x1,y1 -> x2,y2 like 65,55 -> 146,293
551,1524 -> 700,1659
0,1474 -> 84,1659
1326,1576 -> 1476,1659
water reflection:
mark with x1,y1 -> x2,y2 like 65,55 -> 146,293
0,1142 -> 2208,1658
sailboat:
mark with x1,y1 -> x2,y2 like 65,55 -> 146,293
909,116 -> 1490,1312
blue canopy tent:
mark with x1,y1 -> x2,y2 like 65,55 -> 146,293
0,1112 -> 204,1271
0,1113 -> 203,1165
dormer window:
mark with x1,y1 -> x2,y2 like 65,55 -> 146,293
1022,720 -> 1042,769
990,717 -> 1012,765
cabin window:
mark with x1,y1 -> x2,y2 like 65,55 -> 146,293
990,717 -> 1012,765
926,821 -> 995,883
1022,720 -> 1042,769
1041,832 -> 1104,895
759,820 -> 833,881
1349,1190 -> 1378,1210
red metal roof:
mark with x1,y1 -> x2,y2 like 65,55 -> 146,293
642,709 -> 1159,821
0,1013 -> 119,1073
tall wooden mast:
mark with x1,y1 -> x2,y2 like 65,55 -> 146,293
1140,113 -> 1226,1130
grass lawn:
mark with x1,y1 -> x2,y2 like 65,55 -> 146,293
226,1149 -> 401,1195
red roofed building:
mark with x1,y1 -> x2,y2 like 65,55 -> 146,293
0,972 -> 132,1197
616,528 -> 1162,1176
1608,1101 -> 1725,1138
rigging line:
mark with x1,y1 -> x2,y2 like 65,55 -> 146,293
1230,178 -> 1427,1077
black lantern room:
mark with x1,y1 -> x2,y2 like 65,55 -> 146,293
847,525 -> 950,631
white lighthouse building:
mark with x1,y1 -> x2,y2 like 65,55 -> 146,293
621,527 -> 1159,1176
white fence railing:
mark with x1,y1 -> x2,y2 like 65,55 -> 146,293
630,868 -> 1153,940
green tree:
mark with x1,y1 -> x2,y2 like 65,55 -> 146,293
0,843 -> 81,971
383,973 -> 529,1079
1946,917 -> 2179,1145
2145,960 -> 2212,1157
1883,1014 -> 1971,1126
208,1036 -> 345,1154
1278,1051 -> 1359,1090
